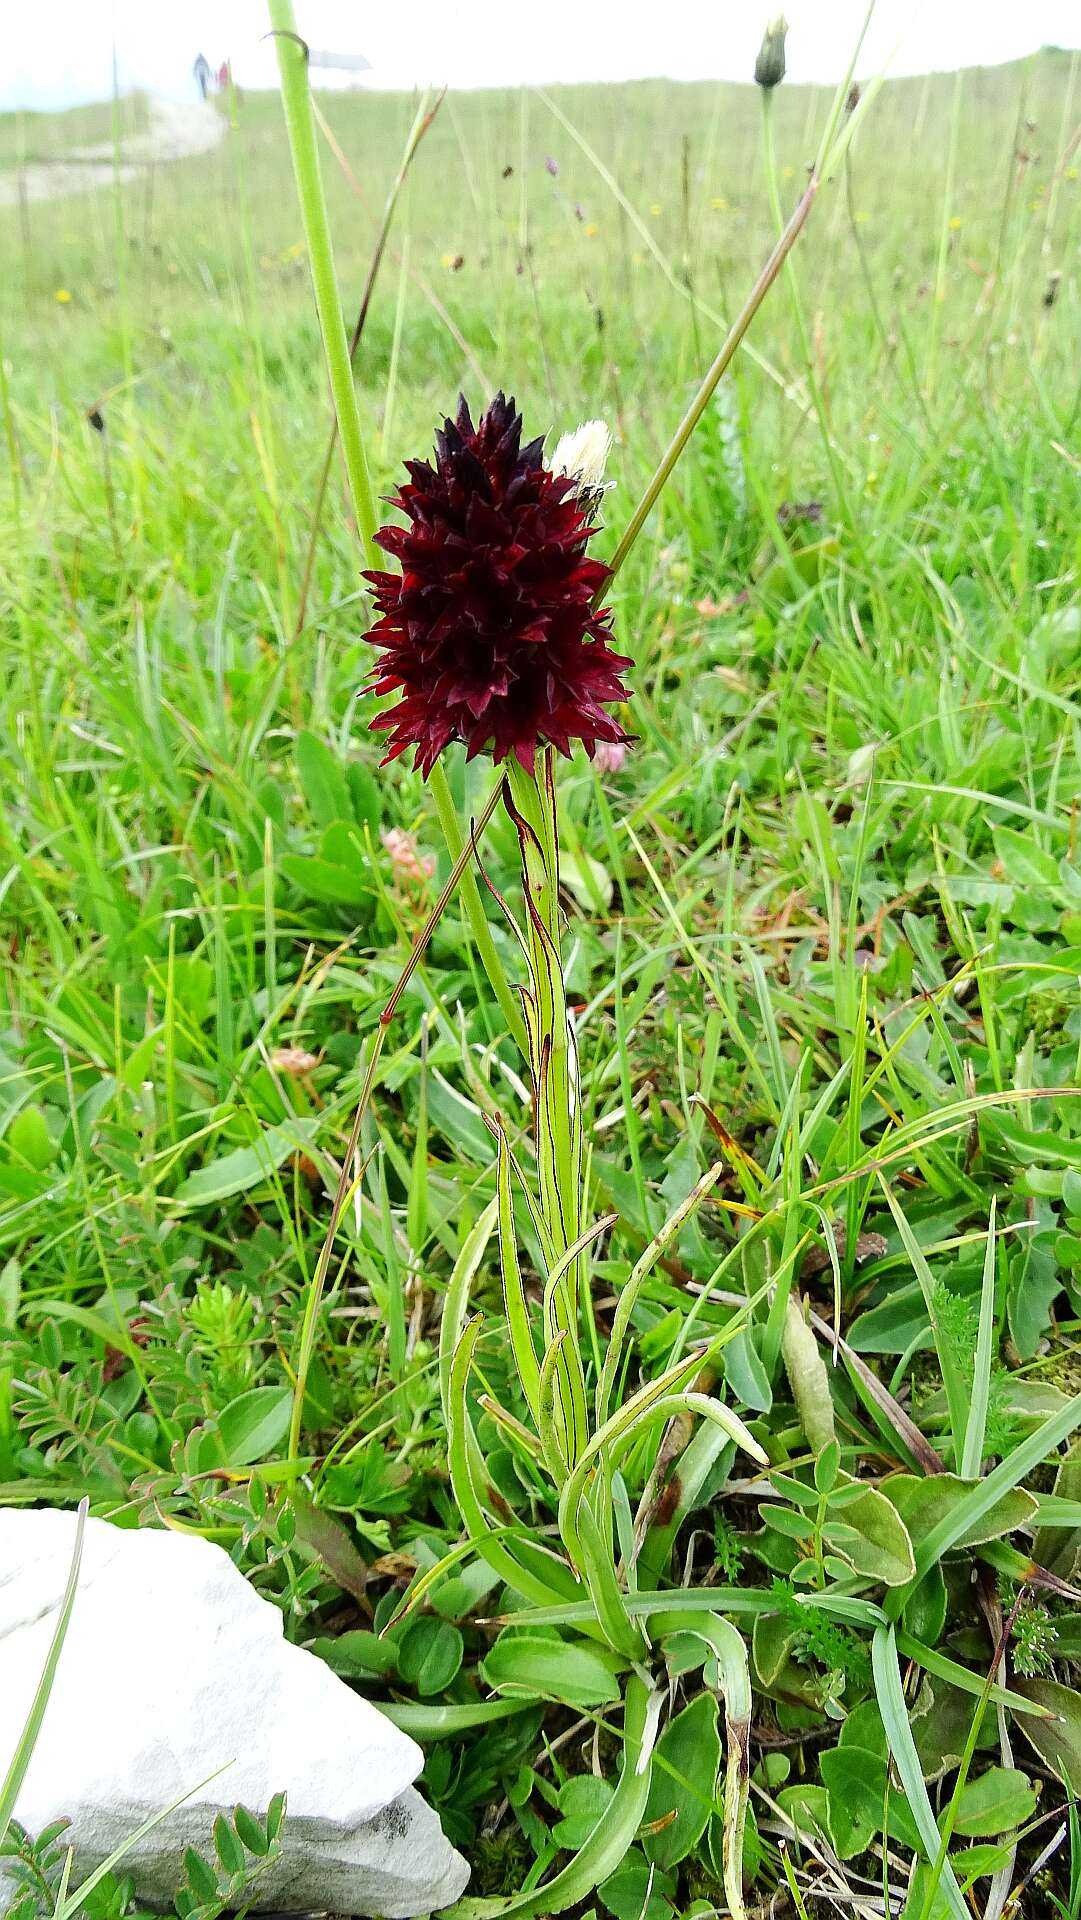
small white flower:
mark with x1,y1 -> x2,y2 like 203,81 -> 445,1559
549,419 -> 613,495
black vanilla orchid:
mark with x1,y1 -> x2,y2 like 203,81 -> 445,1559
364,393 -> 632,776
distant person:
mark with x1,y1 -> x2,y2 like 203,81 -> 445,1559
217,60 -> 231,91
193,52 -> 211,99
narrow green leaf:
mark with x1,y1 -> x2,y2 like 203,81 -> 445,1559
895,1632 -> 1052,1717
54,1764 -> 235,1920
217,1386 -> 293,1467
495,1127 -> 541,1422
451,1677 -> 658,1918
652,1611 -> 750,1920
171,1118 -> 319,1209
576,1492 -> 648,1661
447,1316 -> 579,1611
0,1499 -> 86,1844
893,1391 -> 1081,1604
266,1791 -> 287,1841
960,1200 -> 997,1479
560,1362 -> 765,1573
438,1197 -> 499,1429
870,1625 -> 968,1920
381,1697 -> 533,1737
879,1177 -> 968,1464
596,1161 -> 725,1428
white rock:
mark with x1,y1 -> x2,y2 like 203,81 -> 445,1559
0,1509 -> 469,1916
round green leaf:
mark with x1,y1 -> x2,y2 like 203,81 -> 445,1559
396,1616 -> 464,1696
216,1386 -> 293,1466
642,1692 -> 721,1869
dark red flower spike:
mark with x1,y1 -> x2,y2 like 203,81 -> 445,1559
364,393 -> 631,776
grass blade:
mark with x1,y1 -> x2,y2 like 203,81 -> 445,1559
438,1197 -> 499,1428
960,1197 -> 997,1480
871,1623 -> 968,1920
453,1676 -> 659,1918
878,1173 -> 970,1465
0,1498 -> 87,1843
890,1390 -> 1081,1609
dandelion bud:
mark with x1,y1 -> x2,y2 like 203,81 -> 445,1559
754,14 -> 788,91
549,419 -> 613,496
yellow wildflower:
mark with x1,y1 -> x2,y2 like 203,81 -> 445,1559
54,288 -> 72,304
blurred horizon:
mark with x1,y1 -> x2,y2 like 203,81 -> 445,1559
5,0 -> 1080,114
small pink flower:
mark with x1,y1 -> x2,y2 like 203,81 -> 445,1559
270,1046 -> 321,1075
382,827 -> 436,886
593,739 -> 627,774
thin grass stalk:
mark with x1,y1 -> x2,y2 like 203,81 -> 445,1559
286,1028 -> 384,1467
382,236 -> 410,454
760,89 -> 859,552
926,68 -> 965,403
601,176 -> 820,596
286,773 -> 507,1467
0,1498 -> 87,1841
535,85 -> 816,429
267,0 -> 378,568
313,97 -> 492,390
429,762 -> 529,1057
293,90 -> 443,637
601,22 -> 882,596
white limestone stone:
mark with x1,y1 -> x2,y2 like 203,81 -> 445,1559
0,1508 -> 469,1915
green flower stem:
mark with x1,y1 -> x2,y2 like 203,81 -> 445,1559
505,755 -> 582,1268
268,0 -> 378,569
505,752 -> 590,1469
428,761 -> 529,1058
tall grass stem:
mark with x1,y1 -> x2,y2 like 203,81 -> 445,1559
268,0 -> 379,569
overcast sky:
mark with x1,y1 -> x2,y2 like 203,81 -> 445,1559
4,0 -> 1080,113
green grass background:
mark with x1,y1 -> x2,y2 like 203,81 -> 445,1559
1,44 -> 1081,1910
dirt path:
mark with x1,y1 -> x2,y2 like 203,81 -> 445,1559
0,96 -> 226,209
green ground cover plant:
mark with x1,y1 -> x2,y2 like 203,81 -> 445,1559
1,16 -> 1080,1917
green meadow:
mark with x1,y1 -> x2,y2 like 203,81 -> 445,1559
2,41 -> 1081,1918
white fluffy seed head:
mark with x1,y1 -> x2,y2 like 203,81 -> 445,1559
549,419 -> 613,494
